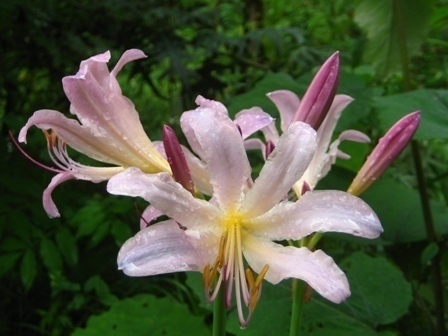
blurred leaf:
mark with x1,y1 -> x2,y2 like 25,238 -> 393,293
40,238 -> 63,273
56,228 -> 78,265
1,237 -> 27,251
227,73 -> 303,117
354,0 -> 432,77
84,275 -> 118,306
71,294 -> 209,336
420,242 -> 439,265
89,220 -> 110,248
73,200 -> 105,238
110,220 -> 132,246
0,252 -> 21,277
374,89 -> 448,140
20,249 -> 37,290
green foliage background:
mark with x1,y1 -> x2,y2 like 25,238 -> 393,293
1,0 -> 448,335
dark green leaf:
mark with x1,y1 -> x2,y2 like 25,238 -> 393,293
226,281 -> 291,335
40,238 -> 63,272
0,237 -> 27,251
110,220 -> 132,246
71,294 -> 209,336
0,252 -> 21,277
362,176 -> 448,242
420,242 -> 439,265
339,252 -> 412,326
20,249 -> 37,290
56,228 -> 78,265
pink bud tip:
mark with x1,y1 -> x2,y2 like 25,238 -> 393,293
292,51 -> 340,130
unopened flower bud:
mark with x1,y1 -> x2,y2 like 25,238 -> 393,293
291,52 -> 340,130
163,125 -> 195,194
348,111 -> 420,196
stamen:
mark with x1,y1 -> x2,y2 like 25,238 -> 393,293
8,131 -> 63,174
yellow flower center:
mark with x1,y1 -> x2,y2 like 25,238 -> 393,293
203,211 -> 268,327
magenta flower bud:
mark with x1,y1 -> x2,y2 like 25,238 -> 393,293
162,125 -> 195,194
265,140 -> 275,159
348,111 -> 421,196
291,52 -> 340,130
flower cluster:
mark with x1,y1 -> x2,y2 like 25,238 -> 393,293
18,49 -> 420,327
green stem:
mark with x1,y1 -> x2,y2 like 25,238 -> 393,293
212,286 -> 226,336
289,279 -> 306,336
394,0 -> 445,333
411,141 -> 446,336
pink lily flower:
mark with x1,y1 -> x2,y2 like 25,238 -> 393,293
18,49 -> 170,217
107,108 -> 382,326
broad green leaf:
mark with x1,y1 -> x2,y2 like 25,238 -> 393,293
71,294 -> 209,336
354,0 -> 432,77
20,249 -> 37,290
338,252 -> 412,326
40,238 -> 63,273
362,176 -> 448,242
374,89 -> 448,140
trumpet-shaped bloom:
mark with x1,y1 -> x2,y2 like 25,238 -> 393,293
18,49 -> 170,217
108,108 -> 382,326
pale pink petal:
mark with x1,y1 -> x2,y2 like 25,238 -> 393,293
234,107 -> 274,140
118,221 -> 212,276
248,190 -> 382,240
43,172 -> 75,218
243,235 -> 350,303
260,122 -> 280,144
241,122 -> 316,217
61,53 -> 169,173
107,168 -> 221,231
295,94 -> 354,191
314,94 -> 354,159
266,90 -> 300,132
182,109 -> 251,212
195,95 -> 228,115
181,145 -> 213,195
338,130 -> 370,143
111,49 -> 147,78
19,110 -> 129,165
140,205 -> 164,230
